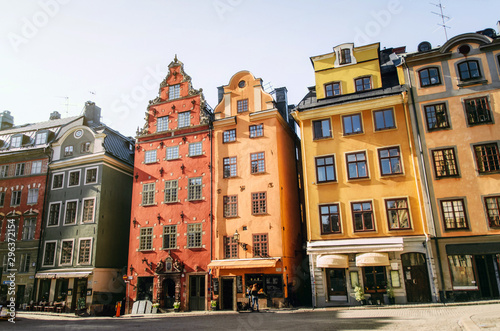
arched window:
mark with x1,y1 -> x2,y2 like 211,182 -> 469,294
418,67 -> 441,87
457,60 -> 481,81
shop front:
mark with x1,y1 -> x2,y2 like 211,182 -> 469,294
441,241 -> 500,301
208,258 -> 285,310
308,237 -> 435,307
35,268 -> 125,315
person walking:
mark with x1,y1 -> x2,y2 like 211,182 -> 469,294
251,283 -> 259,312
247,285 -> 252,310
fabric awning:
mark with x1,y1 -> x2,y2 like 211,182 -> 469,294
35,271 -> 92,279
208,258 -> 279,269
356,253 -> 390,267
316,254 -> 349,268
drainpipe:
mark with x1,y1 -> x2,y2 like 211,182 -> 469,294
403,61 -> 446,302
209,120 -> 214,302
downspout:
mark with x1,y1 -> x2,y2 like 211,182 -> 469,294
209,120 -> 214,301
403,61 -> 446,302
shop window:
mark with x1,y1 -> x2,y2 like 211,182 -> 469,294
447,255 -> 477,289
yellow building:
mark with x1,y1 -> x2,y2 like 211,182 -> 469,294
292,43 -> 436,306
404,31 -> 500,301
208,71 -> 304,310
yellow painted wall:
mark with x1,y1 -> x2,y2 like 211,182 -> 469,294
312,44 -> 382,99
296,98 -> 426,241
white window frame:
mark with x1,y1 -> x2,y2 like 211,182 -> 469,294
169,84 -> 180,100
31,161 -> 42,174
81,197 -> 96,223
10,190 -> 22,206
15,163 -> 25,176
59,239 -> 74,266
77,237 -> 93,265
166,146 -> 179,160
188,142 -> 203,157
22,217 -> 36,240
157,116 -> 169,132
64,199 -> 79,225
67,170 -> 81,187
64,145 -> 74,156
42,240 -> 57,267
84,166 -> 98,185
47,201 -> 62,227
27,188 -> 39,205
52,172 -> 65,190
145,150 -> 157,164
0,165 -> 8,178
35,131 -> 48,145
178,111 -> 191,128
11,135 -> 22,148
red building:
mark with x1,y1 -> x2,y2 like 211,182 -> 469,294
127,57 -> 212,312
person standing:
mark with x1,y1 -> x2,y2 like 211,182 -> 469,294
251,284 -> 259,312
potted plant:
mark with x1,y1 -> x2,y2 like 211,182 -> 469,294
211,300 -> 217,311
354,286 -> 366,305
386,287 -> 395,304
173,301 -> 180,312
152,302 -> 160,313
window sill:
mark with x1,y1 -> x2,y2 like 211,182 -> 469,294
347,177 -> 371,182
343,131 -> 364,137
315,180 -> 337,185
252,213 -> 269,217
374,127 -> 397,132
380,173 -> 405,178
457,79 -> 488,88
313,136 -> 333,141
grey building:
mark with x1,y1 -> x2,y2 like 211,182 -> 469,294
0,111 -> 81,307
36,102 -> 134,315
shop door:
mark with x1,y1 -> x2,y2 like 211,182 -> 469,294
401,253 -> 431,303
16,285 -> 25,306
71,278 -> 87,311
189,275 -> 205,311
221,278 -> 234,310
163,278 -> 176,308
475,255 -> 500,298
38,279 -> 51,301
326,269 -> 347,301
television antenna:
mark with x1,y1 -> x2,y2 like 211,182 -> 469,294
55,96 -> 77,117
431,0 -> 451,41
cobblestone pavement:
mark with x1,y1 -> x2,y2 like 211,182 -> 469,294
6,301 -> 500,330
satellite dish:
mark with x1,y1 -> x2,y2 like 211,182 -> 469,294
418,41 -> 432,52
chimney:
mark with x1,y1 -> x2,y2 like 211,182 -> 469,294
217,86 -> 225,104
84,101 -> 101,125
274,87 -> 289,121
0,111 -> 14,130
497,21 -> 500,35
49,111 -> 61,120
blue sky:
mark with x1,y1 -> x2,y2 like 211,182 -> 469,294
1,0 -> 499,137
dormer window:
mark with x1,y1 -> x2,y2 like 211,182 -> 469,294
458,60 -> 481,81
35,131 -> 48,145
355,77 -> 372,92
81,142 -> 91,153
64,146 -> 74,156
169,84 -> 180,100
11,135 -> 22,148
325,82 -> 341,97
340,49 -> 351,64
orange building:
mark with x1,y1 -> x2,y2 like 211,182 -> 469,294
127,57 -> 213,312
208,71 -> 304,310
404,31 -> 500,301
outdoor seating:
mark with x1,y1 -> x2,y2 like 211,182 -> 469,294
44,301 -> 55,312
55,301 -> 66,313
25,300 -> 35,311
34,301 -> 46,311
